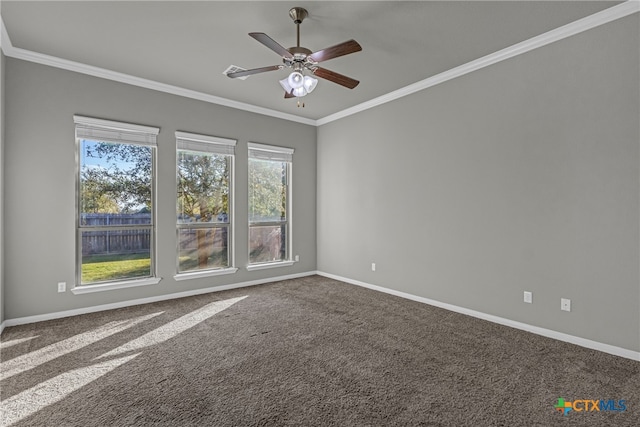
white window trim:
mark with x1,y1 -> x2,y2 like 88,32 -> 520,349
247,142 -> 294,154
176,131 -> 237,275
247,142 -> 294,162
248,142 -> 294,266
176,131 -> 236,146
74,115 -> 160,136
176,131 -> 236,154
74,115 -> 159,146
174,267 -> 238,281
246,261 -> 295,271
75,115 -> 160,289
71,277 -> 161,294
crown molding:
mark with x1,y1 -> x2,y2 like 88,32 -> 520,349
0,15 -> 316,126
2,1 -> 638,128
0,13 -> 10,54
317,0 -> 640,126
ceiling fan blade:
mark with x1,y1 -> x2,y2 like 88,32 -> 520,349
313,67 -> 360,89
309,40 -> 362,63
249,32 -> 294,59
227,65 -> 282,78
284,91 -> 295,99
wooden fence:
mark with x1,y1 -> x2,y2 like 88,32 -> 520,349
81,213 -> 151,256
82,214 -> 280,259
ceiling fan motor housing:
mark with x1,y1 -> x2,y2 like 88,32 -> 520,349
287,47 -> 314,66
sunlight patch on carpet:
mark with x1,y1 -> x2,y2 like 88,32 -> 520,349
0,336 -> 39,349
0,353 -> 140,426
0,312 -> 163,381
96,296 -> 247,359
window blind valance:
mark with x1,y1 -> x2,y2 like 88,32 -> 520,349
248,142 -> 294,162
176,131 -> 236,156
74,115 -> 159,146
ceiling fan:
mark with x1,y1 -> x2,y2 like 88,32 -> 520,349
226,7 -> 362,101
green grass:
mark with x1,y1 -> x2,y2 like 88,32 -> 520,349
82,253 -> 151,284
82,249 -> 229,283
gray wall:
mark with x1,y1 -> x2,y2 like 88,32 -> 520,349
4,58 -> 316,319
318,15 -> 640,352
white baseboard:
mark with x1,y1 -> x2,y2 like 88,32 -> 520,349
316,271 -> 640,362
2,271 -> 316,329
4,270 -> 639,362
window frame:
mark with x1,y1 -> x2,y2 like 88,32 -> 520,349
73,115 -> 161,293
174,131 -> 238,280
247,142 -> 294,270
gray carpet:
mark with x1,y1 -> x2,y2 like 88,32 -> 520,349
1,275 -> 638,426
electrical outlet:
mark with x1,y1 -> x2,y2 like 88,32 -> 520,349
561,298 -> 571,312
295,255 -> 300,262
524,291 -> 532,304
57,282 -> 66,293
371,263 -> 376,272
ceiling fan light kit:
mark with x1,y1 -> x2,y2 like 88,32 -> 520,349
226,6 -> 362,103
279,72 -> 318,97
288,71 -> 304,89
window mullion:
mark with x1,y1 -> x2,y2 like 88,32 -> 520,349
249,221 -> 287,227
177,223 -> 229,230
80,225 -> 153,231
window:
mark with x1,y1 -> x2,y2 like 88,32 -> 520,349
176,132 -> 236,276
248,143 -> 294,268
75,116 -> 159,287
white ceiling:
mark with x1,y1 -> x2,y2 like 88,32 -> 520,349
0,1 -> 625,122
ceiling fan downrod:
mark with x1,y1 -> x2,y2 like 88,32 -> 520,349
289,7 -> 308,48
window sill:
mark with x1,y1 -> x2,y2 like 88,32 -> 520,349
174,267 -> 238,281
71,277 -> 162,294
246,261 -> 295,271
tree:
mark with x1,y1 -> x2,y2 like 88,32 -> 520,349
248,159 -> 286,221
248,159 -> 287,262
80,181 -> 120,213
81,142 -> 152,213
177,152 -> 229,220
178,151 -> 229,268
